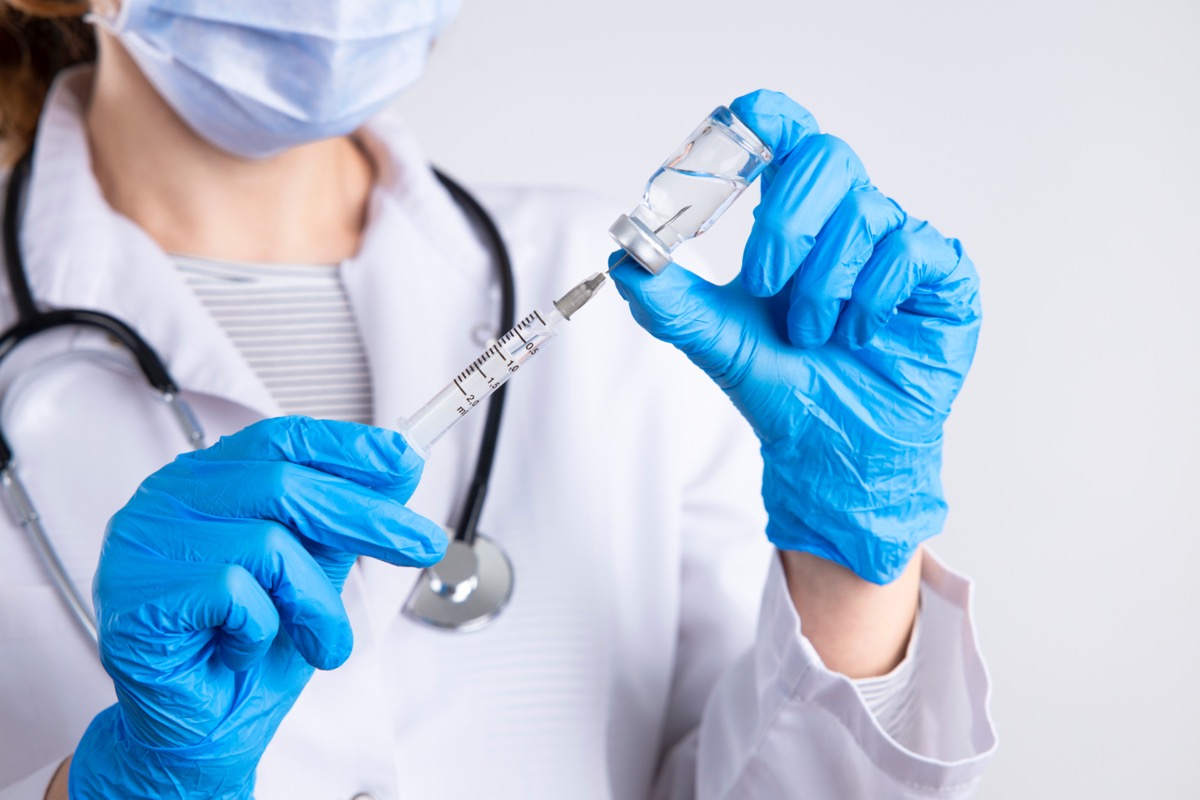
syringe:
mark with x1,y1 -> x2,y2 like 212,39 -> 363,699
396,272 -> 608,457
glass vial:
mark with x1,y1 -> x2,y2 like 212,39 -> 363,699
609,106 -> 773,274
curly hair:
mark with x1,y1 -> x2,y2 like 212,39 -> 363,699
0,0 -> 96,165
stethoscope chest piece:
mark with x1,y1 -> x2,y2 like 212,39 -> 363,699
402,533 -> 514,632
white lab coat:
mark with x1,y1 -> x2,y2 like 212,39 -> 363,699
0,69 -> 996,799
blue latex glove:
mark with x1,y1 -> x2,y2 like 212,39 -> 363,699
611,90 -> 981,584
69,417 -> 446,799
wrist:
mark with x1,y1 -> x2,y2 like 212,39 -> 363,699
44,756 -> 70,800
69,705 -> 256,800
779,547 -> 922,679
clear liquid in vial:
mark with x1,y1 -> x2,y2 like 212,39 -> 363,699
641,166 -> 748,250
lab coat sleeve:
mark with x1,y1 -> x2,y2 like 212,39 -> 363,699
0,759 -> 62,800
653,549 -> 997,799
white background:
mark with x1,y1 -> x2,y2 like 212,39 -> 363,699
399,1 -> 1200,797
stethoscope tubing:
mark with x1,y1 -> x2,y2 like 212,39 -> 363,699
1,149 -> 515,645
0,466 -> 98,642
431,169 -> 516,547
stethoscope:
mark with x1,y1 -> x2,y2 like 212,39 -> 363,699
1,149 -> 516,646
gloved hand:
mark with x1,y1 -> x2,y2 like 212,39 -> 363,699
611,90 -> 981,584
69,417 -> 446,799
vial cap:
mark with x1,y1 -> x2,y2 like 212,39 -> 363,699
608,214 -> 672,274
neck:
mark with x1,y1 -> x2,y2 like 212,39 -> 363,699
85,31 -> 375,264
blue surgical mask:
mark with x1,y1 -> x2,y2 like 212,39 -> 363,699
92,0 -> 462,160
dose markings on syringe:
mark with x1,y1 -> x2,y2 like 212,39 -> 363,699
451,311 -> 553,413
397,310 -> 561,456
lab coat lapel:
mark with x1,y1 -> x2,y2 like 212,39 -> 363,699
23,68 -> 500,631
19,68 -> 281,419
338,204 -> 480,630
343,107 -> 493,421
339,116 -> 495,630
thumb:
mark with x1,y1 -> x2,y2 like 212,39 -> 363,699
729,89 -> 820,162
610,255 -> 754,392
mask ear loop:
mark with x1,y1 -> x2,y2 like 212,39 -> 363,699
83,0 -> 129,36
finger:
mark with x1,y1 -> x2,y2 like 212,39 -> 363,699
225,519 -> 353,670
730,89 -> 820,161
610,254 -> 756,391
95,556 -> 278,673
150,562 -> 280,673
787,186 -> 905,348
208,565 -> 280,672
899,235 -> 982,327
741,134 -> 870,298
191,416 -> 423,504
158,460 -> 448,568
834,221 -> 963,350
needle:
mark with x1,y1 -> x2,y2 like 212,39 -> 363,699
607,206 -> 692,273
607,252 -> 632,273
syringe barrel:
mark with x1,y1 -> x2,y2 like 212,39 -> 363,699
396,383 -> 481,460
397,308 -> 564,458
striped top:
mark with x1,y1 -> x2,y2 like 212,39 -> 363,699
853,604 -> 922,750
173,255 -> 374,424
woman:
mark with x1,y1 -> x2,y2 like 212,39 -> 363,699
0,1 -> 995,798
